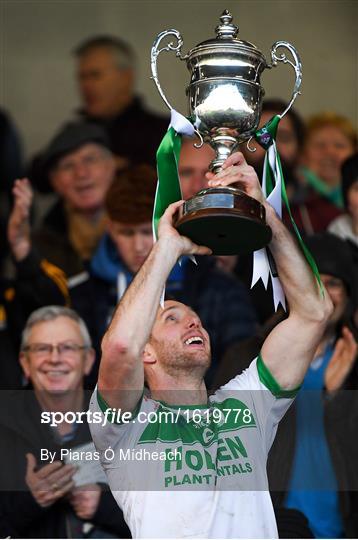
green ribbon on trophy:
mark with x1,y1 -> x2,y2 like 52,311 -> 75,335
153,110 -> 323,309
153,110 -> 195,239
254,114 -> 324,307
152,110 -> 196,305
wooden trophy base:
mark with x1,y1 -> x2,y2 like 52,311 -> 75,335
175,187 -> 272,255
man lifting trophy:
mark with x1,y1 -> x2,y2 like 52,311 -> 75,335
88,12 -> 330,540
151,10 -> 302,255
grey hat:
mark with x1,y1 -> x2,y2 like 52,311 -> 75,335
42,122 -> 111,171
30,122 -> 112,193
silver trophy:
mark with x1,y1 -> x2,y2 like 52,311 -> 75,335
151,10 -> 302,254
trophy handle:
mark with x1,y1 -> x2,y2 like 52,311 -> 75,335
269,41 -> 302,118
151,29 -> 187,112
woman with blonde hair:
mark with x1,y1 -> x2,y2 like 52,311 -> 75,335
287,112 -> 357,234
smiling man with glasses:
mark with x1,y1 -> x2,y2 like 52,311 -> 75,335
0,305 -> 130,539
20,306 -> 94,397
23,342 -> 88,358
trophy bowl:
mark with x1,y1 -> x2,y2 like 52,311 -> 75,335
176,187 -> 271,255
151,10 -> 302,254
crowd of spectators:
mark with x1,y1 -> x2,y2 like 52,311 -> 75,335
0,34 -> 357,539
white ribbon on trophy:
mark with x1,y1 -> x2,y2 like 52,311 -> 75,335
251,140 -> 286,311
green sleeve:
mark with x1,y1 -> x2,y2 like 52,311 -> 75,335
257,353 -> 301,399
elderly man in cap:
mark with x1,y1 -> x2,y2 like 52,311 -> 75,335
33,123 -> 116,279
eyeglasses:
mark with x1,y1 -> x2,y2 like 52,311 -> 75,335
23,342 -> 88,358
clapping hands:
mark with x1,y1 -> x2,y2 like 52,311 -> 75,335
7,178 -> 33,261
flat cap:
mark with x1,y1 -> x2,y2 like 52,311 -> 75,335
30,122 -> 111,192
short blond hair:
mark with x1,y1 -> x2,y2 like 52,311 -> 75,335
305,112 -> 357,149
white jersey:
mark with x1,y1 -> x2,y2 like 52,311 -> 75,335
89,356 -> 297,538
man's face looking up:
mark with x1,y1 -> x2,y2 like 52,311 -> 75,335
143,301 -> 211,384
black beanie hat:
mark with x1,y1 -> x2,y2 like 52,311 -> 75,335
305,233 -> 354,295
341,153 -> 358,209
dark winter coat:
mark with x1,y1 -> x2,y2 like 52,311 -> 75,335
0,390 -> 131,538
78,96 -> 168,167
33,200 -> 87,279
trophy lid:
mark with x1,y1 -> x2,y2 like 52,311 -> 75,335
187,10 -> 266,63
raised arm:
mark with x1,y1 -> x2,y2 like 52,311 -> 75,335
7,178 -> 32,262
98,200 -> 211,412
207,152 -> 333,390
7,178 -> 69,309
